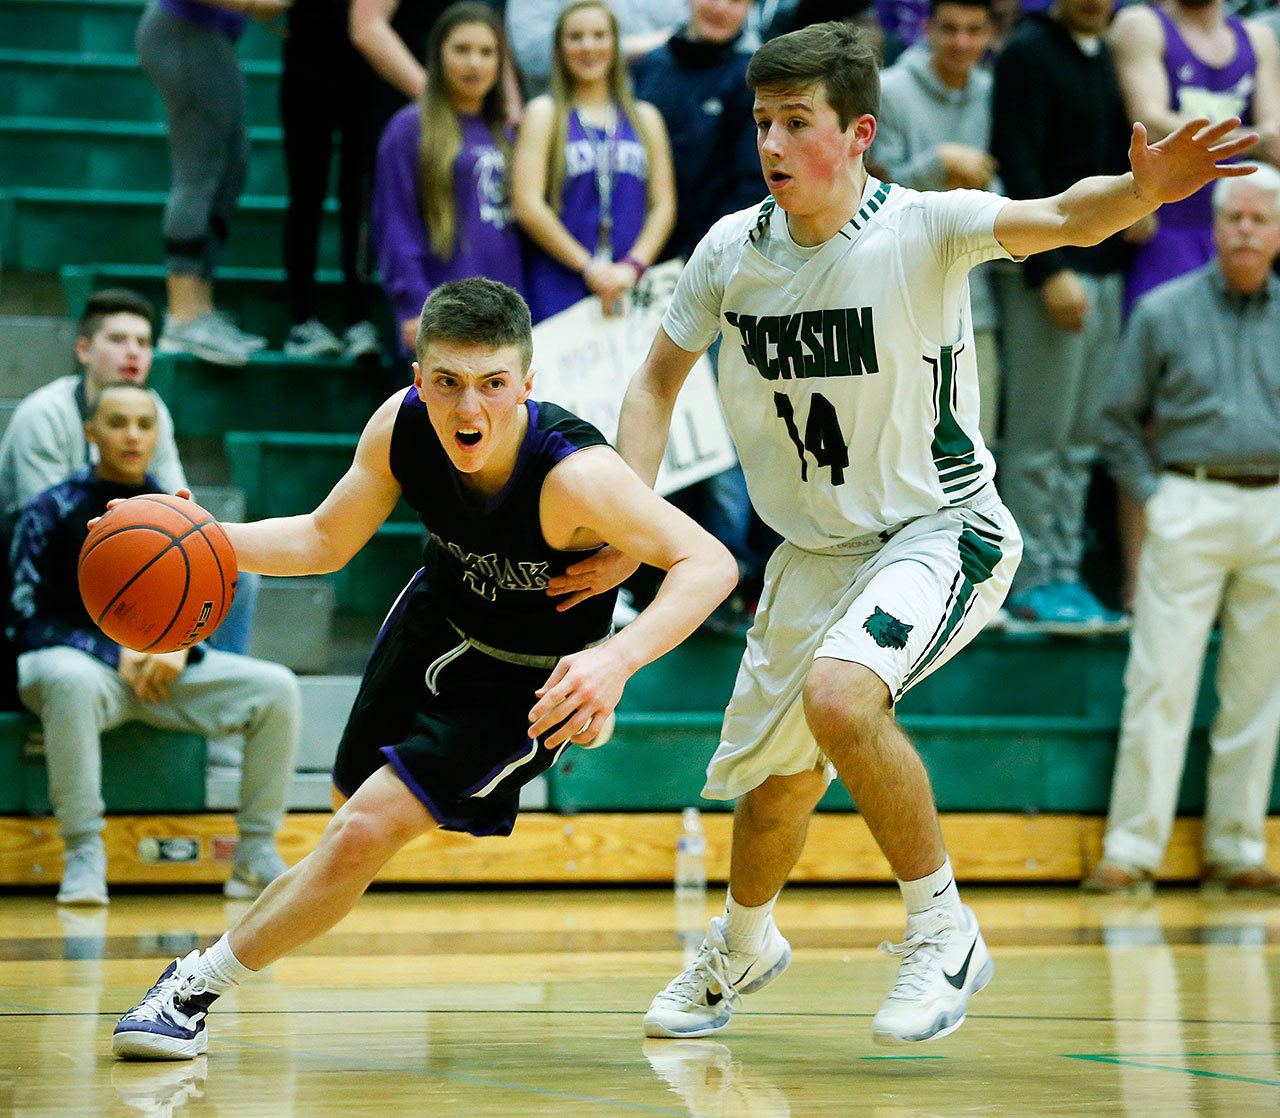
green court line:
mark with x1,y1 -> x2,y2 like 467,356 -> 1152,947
1064,1053 -> 1280,1088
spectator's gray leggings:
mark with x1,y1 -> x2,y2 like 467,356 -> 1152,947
136,3 -> 248,278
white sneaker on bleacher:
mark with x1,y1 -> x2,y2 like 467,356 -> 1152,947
871,904 -> 992,1045
643,915 -> 791,1038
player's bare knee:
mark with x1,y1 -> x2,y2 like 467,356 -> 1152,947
318,808 -> 401,880
803,659 -> 892,756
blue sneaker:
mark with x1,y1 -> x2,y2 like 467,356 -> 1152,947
112,951 -> 218,1060
1005,584 -> 1095,635
1057,582 -> 1130,634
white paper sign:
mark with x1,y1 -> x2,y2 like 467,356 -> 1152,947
531,260 -> 737,494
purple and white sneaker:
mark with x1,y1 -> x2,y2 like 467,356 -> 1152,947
113,951 -> 219,1060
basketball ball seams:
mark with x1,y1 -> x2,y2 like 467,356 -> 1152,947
194,523 -> 232,630
79,521 -> 182,570
92,519 -> 207,635
142,544 -> 193,653
79,495 -> 236,653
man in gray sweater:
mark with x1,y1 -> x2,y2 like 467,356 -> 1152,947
873,0 -> 1001,442
0,289 -> 185,524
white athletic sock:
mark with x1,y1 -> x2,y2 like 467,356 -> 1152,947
898,858 -> 965,922
722,888 -> 779,955
192,934 -> 256,995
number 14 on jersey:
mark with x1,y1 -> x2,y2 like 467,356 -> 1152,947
774,391 -> 849,486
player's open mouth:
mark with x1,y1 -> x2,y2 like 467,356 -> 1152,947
456,428 -> 482,448
768,171 -> 791,186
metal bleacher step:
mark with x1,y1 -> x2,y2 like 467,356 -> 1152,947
0,116 -> 287,195
4,186 -> 339,271
0,48 -> 281,126
0,0 -> 283,61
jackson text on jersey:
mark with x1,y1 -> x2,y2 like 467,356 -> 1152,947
723,307 -> 880,381
436,535 -> 551,603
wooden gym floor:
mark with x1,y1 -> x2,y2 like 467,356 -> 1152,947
1,885 -> 1278,1117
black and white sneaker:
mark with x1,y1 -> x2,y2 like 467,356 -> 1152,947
112,951 -> 219,1060
871,904 -> 993,1045
643,915 -> 791,1038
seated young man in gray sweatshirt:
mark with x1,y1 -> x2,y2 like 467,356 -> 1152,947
872,0 -> 1001,443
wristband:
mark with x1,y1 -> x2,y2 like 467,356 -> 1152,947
622,255 -> 647,279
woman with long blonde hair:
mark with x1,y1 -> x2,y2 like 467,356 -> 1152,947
513,0 -> 675,321
372,3 -> 523,356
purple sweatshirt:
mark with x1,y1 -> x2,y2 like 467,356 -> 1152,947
373,106 -> 523,342
524,107 -> 649,323
157,0 -> 246,39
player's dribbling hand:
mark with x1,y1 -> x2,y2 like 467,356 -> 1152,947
547,545 -> 640,610
529,645 -> 628,749
89,488 -> 192,532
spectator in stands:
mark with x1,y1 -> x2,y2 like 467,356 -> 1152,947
350,0 -> 516,138
875,0 -> 1000,442
135,0 -> 282,366
513,0 -> 676,323
373,3 -> 522,359
10,382 -> 302,907
0,289 -> 258,654
0,290 -> 184,526
1086,169 -> 1280,896
280,0 -> 381,362
990,0 -> 1136,632
507,0 -> 690,99
632,0 -> 760,265
1109,0 -> 1280,312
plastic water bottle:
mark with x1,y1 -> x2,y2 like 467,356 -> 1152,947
674,808 -> 708,962
675,807 -> 708,897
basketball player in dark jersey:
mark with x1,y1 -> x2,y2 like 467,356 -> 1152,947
111,277 -> 738,1060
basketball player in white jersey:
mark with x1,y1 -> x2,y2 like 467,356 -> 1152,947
549,21 -> 1256,1046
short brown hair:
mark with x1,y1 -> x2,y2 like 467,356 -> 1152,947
77,289 -> 156,341
746,21 -> 880,129
416,278 -> 533,371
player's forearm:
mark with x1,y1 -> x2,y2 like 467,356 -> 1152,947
223,516 -> 353,577
605,545 -> 738,676
616,362 -> 678,487
1049,172 -> 1157,250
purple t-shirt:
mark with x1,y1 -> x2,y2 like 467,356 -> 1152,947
1128,8 -> 1256,307
157,0 -> 246,39
525,107 -> 649,323
373,107 -> 523,347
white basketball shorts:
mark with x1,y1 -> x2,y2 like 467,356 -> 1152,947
704,494 -> 1022,800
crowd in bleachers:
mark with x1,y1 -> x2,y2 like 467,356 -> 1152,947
2,0 -> 1279,902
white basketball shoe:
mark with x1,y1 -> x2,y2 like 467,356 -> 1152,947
871,904 -> 993,1045
643,915 -> 791,1038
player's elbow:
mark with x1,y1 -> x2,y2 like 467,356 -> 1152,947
706,541 -> 740,604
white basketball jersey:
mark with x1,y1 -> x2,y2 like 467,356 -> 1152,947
664,177 -> 1014,550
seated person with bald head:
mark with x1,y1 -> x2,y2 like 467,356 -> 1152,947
9,383 -> 301,908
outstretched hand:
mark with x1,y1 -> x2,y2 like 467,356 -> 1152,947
1129,118 -> 1259,206
528,644 -> 629,749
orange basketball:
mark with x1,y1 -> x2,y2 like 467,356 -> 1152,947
78,494 -> 238,654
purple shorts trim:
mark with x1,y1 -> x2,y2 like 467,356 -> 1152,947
379,746 -> 514,837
